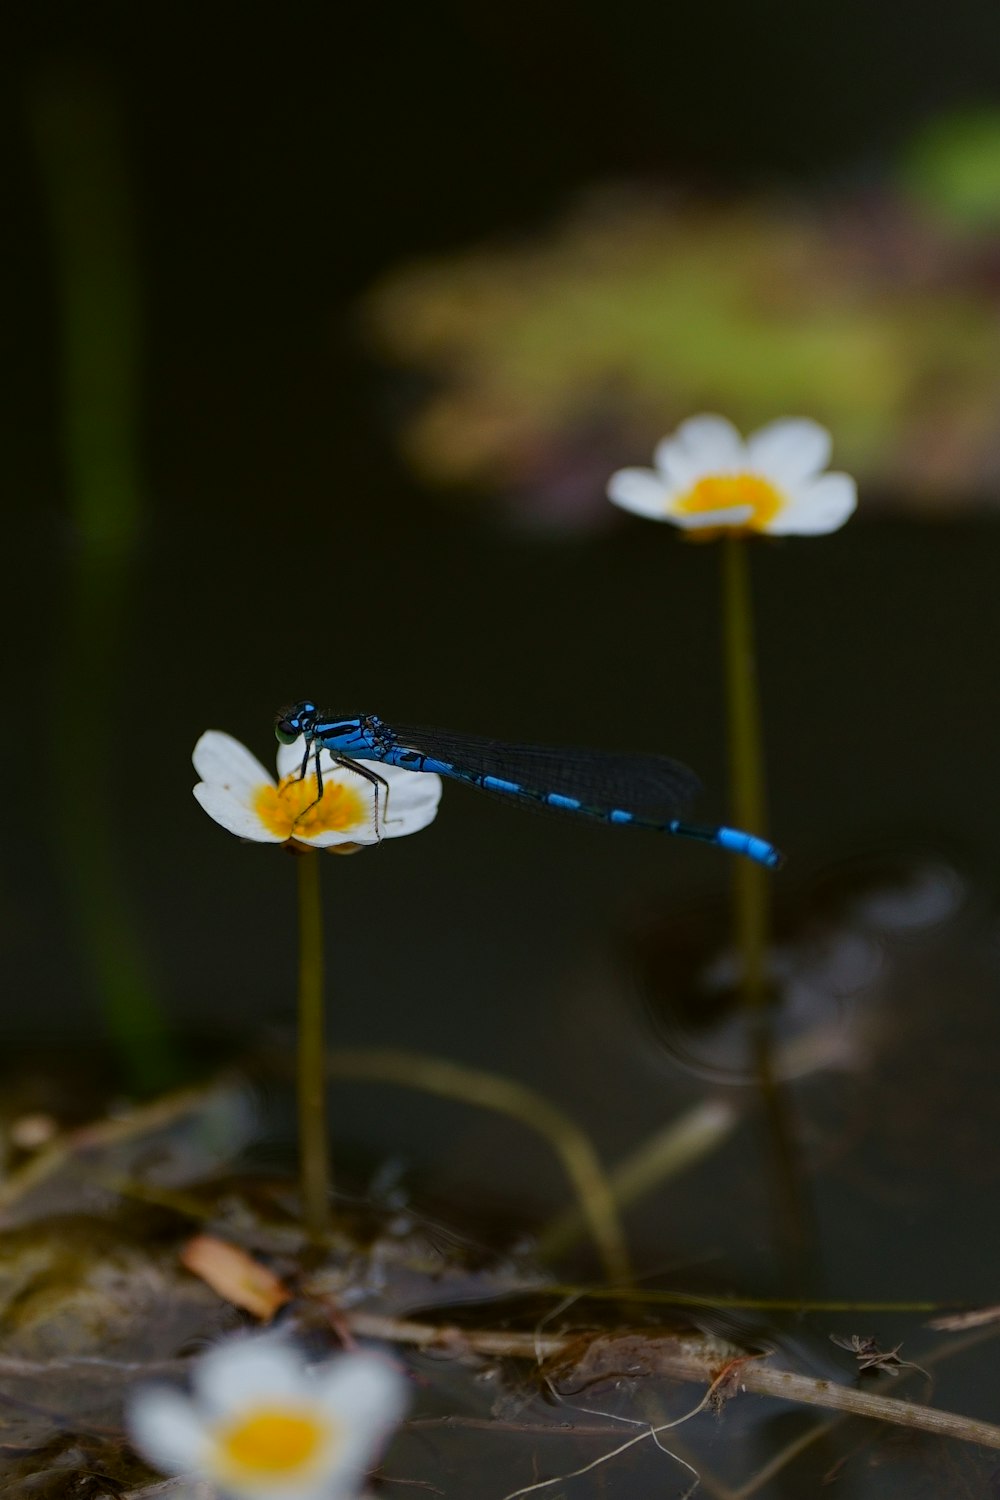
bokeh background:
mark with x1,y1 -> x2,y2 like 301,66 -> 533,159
7,3 -> 1000,1495
7,10 -> 1000,1480
5,0 -> 1000,1039
4,1 -> 1000,1138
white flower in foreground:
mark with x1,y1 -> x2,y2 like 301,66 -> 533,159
608,414 -> 857,537
193,731 -> 442,851
127,1336 -> 408,1500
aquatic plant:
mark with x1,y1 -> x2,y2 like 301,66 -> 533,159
607,412 -> 856,1261
127,1332 -> 407,1498
607,414 -> 856,538
192,731 -> 442,851
192,730 -> 442,1239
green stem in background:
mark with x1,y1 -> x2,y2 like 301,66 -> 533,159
297,853 -> 331,1239
30,67 -> 174,1090
721,536 -> 810,1266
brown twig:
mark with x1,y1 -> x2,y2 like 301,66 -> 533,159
344,1311 -> 1000,1452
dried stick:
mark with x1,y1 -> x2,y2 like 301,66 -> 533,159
344,1312 -> 1000,1452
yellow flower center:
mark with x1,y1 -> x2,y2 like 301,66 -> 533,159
674,473 -> 784,537
254,772 -> 368,840
216,1405 -> 331,1478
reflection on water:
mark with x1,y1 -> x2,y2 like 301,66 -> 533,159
3,852 -> 1000,1494
633,847 -> 971,1086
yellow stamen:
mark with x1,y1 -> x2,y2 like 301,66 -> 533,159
254,773 -> 368,841
216,1406 -> 331,1477
674,473 -> 785,539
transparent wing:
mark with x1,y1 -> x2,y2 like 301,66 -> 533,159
387,723 -> 702,820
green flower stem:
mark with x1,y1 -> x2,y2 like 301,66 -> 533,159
297,852 -> 331,1239
31,69 -> 174,1089
722,536 -> 811,1266
722,536 -> 770,1010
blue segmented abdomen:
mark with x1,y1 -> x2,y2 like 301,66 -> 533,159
374,744 -> 781,868
714,826 -> 782,868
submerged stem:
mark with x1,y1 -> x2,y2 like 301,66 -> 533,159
722,537 -> 810,1270
297,853 -> 330,1239
329,1047 -> 632,1286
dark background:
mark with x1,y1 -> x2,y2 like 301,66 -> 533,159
2,0 -> 999,1122
4,14 -> 1000,1495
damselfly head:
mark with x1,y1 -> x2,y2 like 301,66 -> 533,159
275,700 -> 318,745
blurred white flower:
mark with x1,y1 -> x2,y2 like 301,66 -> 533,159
127,1336 -> 408,1500
608,414 -> 857,537
193,731 -> 442,852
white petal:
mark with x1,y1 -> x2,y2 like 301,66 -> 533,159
378,767 -> 442,839
193,783 -> 287,843
655,414 -> 746,485
193,1336 -> 312,1417
667,504 -> 755,531
225,1483 -> 334,1500
606,466 -> 670,519
313,1353 -> 409,1493
746,418 -> 832,485
127,1386 -> 211,1476
765,471 -> 857,535
222,1477 -> 356,1500
276,736 -> 314,782
304,825 -> 378,849
316,1351 -> 408,1430
193,732 -> 272,798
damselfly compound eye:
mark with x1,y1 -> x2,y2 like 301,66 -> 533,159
275,702 -> 312,745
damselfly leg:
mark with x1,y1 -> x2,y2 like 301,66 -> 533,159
293,740 -> 392,838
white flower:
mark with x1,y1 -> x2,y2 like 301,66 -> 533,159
607,414 -> 857,537
193,731 -> 442,851
127,1336 -> 408,1500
